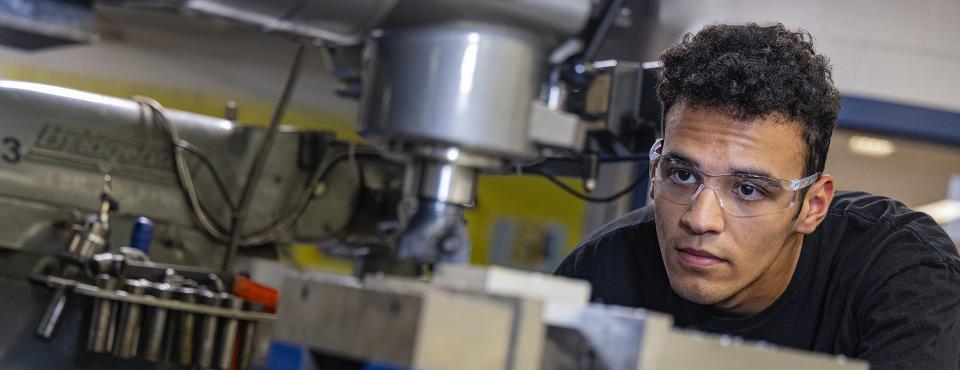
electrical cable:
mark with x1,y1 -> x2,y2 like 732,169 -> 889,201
138,94 -> 366,246
176,140 -> 238,212
528,162 -> 648,203
134,46 -> 380,252
135,96 -> 233,239
237,147 -> 382,244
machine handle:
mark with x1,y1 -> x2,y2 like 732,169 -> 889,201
36,286 -> 69,340
233,275 -> 277,313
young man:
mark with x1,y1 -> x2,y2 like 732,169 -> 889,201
555,23 -> 960,369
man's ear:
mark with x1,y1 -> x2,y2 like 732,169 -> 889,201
794,174 -> 835,234
649,163 -> 657,200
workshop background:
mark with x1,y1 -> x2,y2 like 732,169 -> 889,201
0,0 -> 957,274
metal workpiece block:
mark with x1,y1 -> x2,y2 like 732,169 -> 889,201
431,265 -> 588,368
496,294 -> 545,370
545,303 -> 868,370
433,263 -> 591,322
543,305 -> 672,370
276,275 -> 516,370
433,264 -> 591,303
650,330 -> 867,370
366,275 -> 546,370
431,264 -> 600,370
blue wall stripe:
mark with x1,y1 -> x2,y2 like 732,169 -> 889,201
838,96 -> 960,147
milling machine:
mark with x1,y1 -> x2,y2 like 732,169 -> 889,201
0,1 -> 868,369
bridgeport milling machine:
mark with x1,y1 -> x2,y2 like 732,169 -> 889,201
0,0 -> 869,369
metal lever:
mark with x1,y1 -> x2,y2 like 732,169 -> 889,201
36,174 -> 116,340
36,286 -> 69,339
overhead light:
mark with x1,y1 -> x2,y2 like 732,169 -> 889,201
848,135 -> 896,158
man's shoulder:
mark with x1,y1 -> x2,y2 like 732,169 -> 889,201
818,191 -> 960,310
829,191 -> 931,223
554,205 -> 664,305
824,191 -> 959,265
823,193 -> 960,369
554,205 -> 657,278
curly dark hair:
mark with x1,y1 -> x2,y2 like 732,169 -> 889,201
656,23 -> 840,177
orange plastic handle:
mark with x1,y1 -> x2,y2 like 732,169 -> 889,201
232,275 -> 278,313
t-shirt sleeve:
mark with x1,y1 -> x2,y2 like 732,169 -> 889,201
555,205 -> 654,280
856,261 -> 960,370
553,240 -> 595,280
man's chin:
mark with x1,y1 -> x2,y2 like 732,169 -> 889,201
670,279 -> 727,306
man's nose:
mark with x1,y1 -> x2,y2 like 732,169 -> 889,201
680,185 -> 726,235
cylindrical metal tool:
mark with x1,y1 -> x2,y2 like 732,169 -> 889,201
114,279 -> 149,359
38,190 -> 114,340
173,286 -> 198,366
36,285 -> 69,340
142,282 -> 173,362
216,295 -> 245,369
86,274 -> 119,353
237,302 -> 263,370
197,289 -> 224,369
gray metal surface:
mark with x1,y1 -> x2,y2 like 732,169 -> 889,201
276,274 -> 517,370
271,266 -> 871,370
276,275 -> 424,366
415,162 -> 478,207
359,23 -> 546,160
0,0 -> 95,49
542,325 -> 611,370
652,330 -> 868,370
0,81 -> 357,269
101,0 -> 397,45
105,0 -> 589,45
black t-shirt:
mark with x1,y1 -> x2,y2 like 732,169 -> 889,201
555,191 -> 960,369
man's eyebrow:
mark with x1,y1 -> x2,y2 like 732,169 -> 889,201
729,167 -> 781,186
664,150 -> 782,182
663,151 -> 699,167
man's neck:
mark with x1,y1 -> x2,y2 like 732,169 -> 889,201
712,234 -> 805,317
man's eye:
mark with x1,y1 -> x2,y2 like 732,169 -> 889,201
735,183 -> 766,201
669,169 -> 698,185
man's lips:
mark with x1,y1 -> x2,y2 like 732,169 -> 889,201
676,247 -> 727,267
